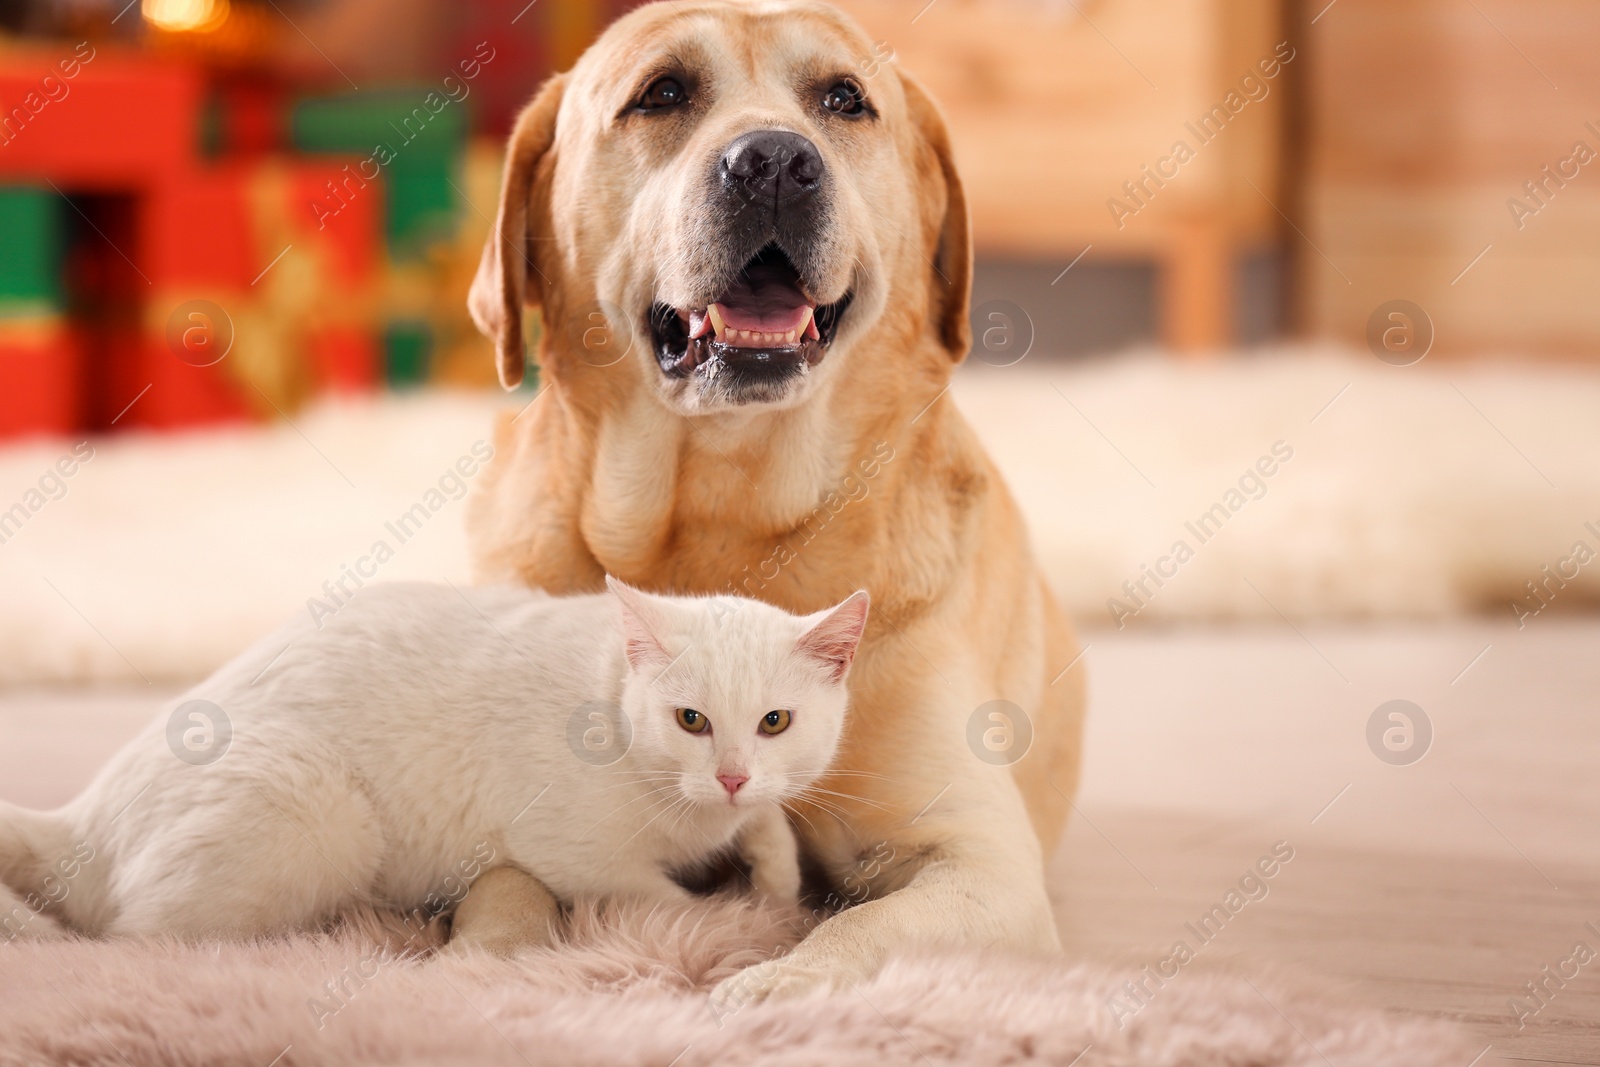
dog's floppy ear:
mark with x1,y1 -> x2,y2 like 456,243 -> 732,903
469,73 -> 566,390
900,71 -> 972,362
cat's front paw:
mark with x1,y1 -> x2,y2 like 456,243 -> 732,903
740,806 -> 803,905
748,854 -> 802,905
707,956 -> 834,1020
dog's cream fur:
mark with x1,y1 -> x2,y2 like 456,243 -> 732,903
459,0 -> 1087,996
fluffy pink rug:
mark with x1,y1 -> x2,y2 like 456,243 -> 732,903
0,897 -> 1475,1067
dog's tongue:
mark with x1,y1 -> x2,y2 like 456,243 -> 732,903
689,262 -> 818,348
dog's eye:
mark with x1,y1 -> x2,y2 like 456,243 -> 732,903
638,76 -> 688,111
820,79 -> 867,116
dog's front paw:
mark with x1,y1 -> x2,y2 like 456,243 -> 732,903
444,866 -> 562,959
707,956 -> 836,1020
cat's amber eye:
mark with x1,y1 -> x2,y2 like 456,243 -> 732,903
676,707 -> 710,734
759,709 -> 792,735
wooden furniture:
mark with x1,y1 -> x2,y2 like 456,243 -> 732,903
835,0 -> 1289,351
1302,0 -> 1600,359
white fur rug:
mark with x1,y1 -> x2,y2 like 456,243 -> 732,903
2,345 -> 1598,683
0,897 -> 1474,1066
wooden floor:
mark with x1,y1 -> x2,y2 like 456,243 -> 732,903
3,618 -> 1597,1063
1051,812 -> 1600,1065
1051,618 -> 1600,1066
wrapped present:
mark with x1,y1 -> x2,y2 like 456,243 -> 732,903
127,156 -> 383,429
0,316 -> 81,438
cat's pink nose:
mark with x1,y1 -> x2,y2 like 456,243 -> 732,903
717,773 -> 748,795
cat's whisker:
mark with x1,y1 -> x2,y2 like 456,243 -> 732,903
791,789 -> 855,818
606,788 -> 697,860
766,771 -> 881,794
654,792 -> 704,846
789,775 -> 888,794
797,796 -> 857,829
595,775 -> 682,793
601,769 -> 683,783
588,785 -> 677,823
800,783 -> 888,800
795,785 -> 895,813
784,803 -> 822,838
772,769 -> 895,787
586,784 -> 684,838
796,793 -> 847,814
664,794 -> 706,840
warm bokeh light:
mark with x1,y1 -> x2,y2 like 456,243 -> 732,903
142,0 -> 230,34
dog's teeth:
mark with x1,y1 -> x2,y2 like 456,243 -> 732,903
703,317 -> 814,346
797,307 -> 816,341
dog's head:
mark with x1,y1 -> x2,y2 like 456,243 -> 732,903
470,0 -> 971,414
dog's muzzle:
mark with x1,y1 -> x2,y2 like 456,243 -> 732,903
647,129 -> 853,400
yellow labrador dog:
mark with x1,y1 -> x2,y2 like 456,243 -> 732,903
458,0 -> 1086,999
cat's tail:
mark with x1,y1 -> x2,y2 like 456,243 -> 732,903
0,799 -> 73,907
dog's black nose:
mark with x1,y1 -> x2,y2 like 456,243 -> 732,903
720,130 -> 823,202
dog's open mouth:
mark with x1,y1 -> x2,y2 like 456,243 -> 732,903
649,245 -> 851,381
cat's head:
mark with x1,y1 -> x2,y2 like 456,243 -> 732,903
607,577 -> 868,810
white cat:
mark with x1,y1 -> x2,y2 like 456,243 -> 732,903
0,579 -> 868,945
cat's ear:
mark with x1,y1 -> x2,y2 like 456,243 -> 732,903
606,576 -> 672,670
796,591 -> 870,682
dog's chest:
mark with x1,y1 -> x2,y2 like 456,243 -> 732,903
583,461 -> 869,601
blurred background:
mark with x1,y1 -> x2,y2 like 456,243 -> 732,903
2,0 -> 1599,674
2,2 -> 1599,1059
0,0 -> 1596,669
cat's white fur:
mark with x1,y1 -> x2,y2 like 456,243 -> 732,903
0,579 -> 868,939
